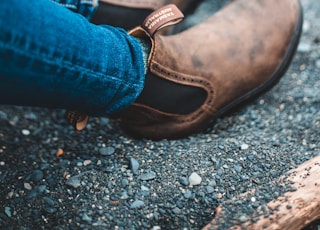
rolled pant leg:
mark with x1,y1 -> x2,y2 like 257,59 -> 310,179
0,0 -> 145,116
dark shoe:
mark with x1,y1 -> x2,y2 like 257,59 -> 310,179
114,0 -> 303,140
91,0 -> 199,30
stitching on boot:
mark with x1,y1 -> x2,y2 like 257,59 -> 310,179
151,63 -> 217,120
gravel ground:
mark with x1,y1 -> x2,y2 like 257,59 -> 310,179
0,0 -> 319,229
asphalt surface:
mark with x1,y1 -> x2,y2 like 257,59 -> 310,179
0,0 -> 319,229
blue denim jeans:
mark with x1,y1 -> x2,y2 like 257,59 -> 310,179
50,0 -> 99,19
0,0 -> 145,116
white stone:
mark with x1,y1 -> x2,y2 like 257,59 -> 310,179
297,42 -> 311,53
24,182 -> 32,190
241,143 -> 249,150
302,20 -> 310,33
21,129 -> 30,136
188,172 -> 202,186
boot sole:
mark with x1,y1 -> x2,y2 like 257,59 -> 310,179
203,0 -> 304,134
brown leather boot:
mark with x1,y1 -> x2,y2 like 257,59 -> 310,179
114,0 -> 303,140
91,0 -> 199,30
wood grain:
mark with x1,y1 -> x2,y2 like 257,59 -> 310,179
203,155 -> 320,230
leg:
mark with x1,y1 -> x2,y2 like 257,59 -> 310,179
0,0 -> 145,116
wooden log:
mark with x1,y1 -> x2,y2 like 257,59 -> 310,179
203,155 -> 320,230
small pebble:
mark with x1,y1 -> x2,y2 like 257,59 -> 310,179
121,179 -> 129,187
21,129 -> 31,136
239,215 -> 247,223
172,207 -> 181,214
234,165 -> 242,173
30,170 -> 44,182
36,185 -> 47,193
65,176 -> 81,188
43,197 -> 56,206
99,147 -> 115,156
297,42 -> 311,53
184,190 -> 192,199
303,20 -> 310,33
141,185 -> 149,191
4,207 -> 11,217
83,160 -> 91,166
24,183 -> 32,190
130,157 -> 139,173
188,172 -> 202,186
179,177 -> 189,186
130,200 -> 145,209
139,172 -> 156,181
56,148 -> 64,157
120,191 -> 129,200
82,213 -> 92,222
99,117 -> 110,125
240,144 -> 249,150
209,180 -> 217,187
206,186 -> 215,194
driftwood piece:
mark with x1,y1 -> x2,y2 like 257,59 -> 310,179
203,155 -> 320,230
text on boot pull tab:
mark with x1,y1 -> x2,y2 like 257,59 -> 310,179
142,4 -> 184,37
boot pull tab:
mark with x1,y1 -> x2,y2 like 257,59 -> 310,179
141,4 -> 184,37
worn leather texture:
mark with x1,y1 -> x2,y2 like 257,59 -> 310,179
117,0 -> 303,140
